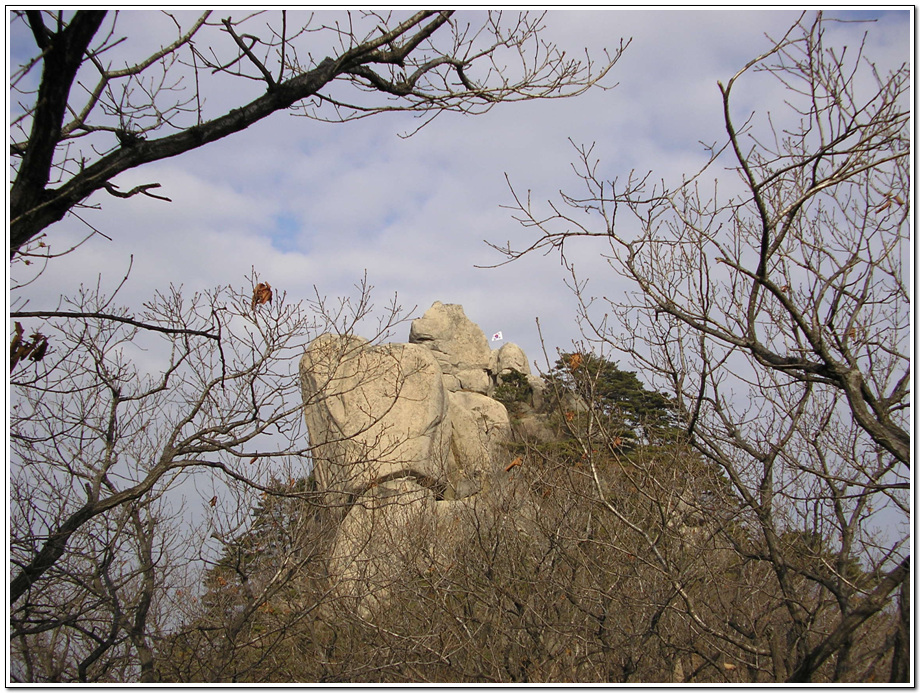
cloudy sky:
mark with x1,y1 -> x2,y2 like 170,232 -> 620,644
9,8 -> 911,374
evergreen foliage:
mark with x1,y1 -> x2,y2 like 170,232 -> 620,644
546,352 -> 682,447
492,369 -> 533,412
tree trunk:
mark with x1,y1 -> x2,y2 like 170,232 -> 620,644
889,572 -> 909,683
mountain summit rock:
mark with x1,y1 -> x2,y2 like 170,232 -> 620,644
299,301 -> 548,615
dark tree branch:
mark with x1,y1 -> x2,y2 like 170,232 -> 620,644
101,181 -> 172,202
11,11 -> 108,254
11,310 -> 219,342
787,556 -> 910,683
10,10 -> 617,257
10,54 -> 341,254
221,18 -> 276,88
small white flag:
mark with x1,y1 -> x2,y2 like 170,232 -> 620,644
491,331 -> 503,342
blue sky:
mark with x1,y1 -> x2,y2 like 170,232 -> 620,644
9,8 -> 912,374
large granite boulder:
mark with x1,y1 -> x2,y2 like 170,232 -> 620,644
300,334 -> 451,498
447,390 -> 512,480
409,302 -> 492,394
327,477 -> 439,618
489,342 -> 531,378
300,301 -> 567,616
328,478 -> 503,619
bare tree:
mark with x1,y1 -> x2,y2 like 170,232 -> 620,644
9,273 -> 409,681
9,484 -> 180,682
9,9 -> 623,257
153,475 -> 341,683
7,11 -> 622,671
496,12 -> 909,683
150,340 -> 901,683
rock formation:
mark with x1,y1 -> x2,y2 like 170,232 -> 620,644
300,301 -> 548,615
300,333 -> 451,504
408,301 -> 494,395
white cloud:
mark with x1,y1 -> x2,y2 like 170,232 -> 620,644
12,9 -> 910,371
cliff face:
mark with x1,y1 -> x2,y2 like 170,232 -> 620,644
299,301 -> 551,615
301,301 -> 552,501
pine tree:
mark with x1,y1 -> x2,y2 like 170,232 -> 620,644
547,352 -> 681,447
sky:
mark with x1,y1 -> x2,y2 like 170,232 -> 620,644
6,7 -> 912,594
8,8 -> 912,376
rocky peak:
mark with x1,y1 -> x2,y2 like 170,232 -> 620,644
299,300 -> 556,616
408,301 -> 494,394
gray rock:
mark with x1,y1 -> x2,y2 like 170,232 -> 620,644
526,374 -> 547,411
409,302 -> 492,393
328,477 -> 438,618
299,302 -> 572,617
448,390 -> 511,477
300,334 -> 451,497
456,368 -> 492,394
512,411 -> 557,443
447,477 -> 482,500
489,342 -> 531,377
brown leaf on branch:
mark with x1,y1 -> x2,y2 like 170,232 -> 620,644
10,322 -> 23,366
29,335 -> 49,362
10,321 -> 49,371
876,194 -> 906,213
252,282 -> 273,309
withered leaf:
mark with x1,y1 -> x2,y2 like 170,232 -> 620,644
504,457 -> 523,472
28,335 -> 48,361
10,322 -> 23,349
10,323 -> 50,371
252,282 -> 273,309
9,323 -> 23,369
